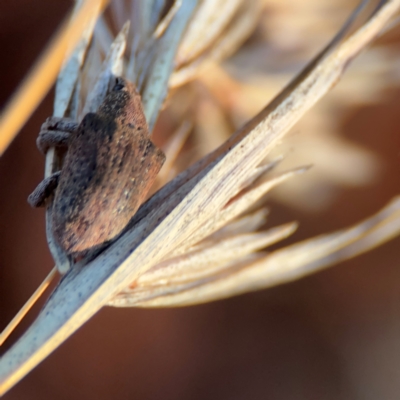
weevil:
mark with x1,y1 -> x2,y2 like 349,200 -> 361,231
28,77 -> 165,260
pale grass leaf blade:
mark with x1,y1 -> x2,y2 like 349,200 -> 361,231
110,0 -> 128,31
128,196 -> 400,307
153,0 -> 183,39
206,207 -> 270,241
169,167 -> 308,258
81,21 -> 130,117
176,0 -> 244,65
109,254 -> 266,307
94,16 -> 114,55
172,0 -> 260,87
133,222 -> 298,287
141,0 -> 198,130
53,3 -> 99,118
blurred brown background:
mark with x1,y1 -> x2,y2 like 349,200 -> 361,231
1,1 -> 400,399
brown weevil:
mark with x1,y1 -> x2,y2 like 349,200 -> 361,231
28,77 -> 165,260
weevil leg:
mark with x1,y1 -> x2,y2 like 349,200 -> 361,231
41,116 -> 78,132
28,171 -> 61,208
37,117 -> 79,154
37,131 -> 70,154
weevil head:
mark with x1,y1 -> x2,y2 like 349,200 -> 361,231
98,76 -> 148,132
110,76 -> 137,96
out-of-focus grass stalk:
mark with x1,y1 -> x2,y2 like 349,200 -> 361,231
0,0 -> 108,156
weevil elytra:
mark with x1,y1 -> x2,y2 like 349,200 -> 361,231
28,77 -> 165,260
